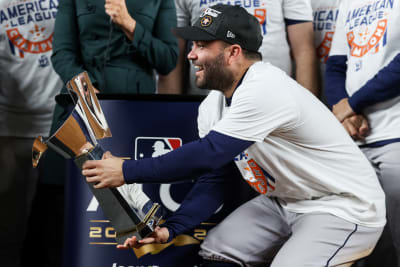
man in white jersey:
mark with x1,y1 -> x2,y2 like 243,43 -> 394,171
326,0 -> 400,266
82,5 -> 385,267
158,0 -> 318,97
311,0 -> 340,104
0,1 -> 63,266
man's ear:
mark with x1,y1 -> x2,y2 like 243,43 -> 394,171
227,44 -> 241,65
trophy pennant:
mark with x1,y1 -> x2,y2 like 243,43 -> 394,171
32,71 -> 161,244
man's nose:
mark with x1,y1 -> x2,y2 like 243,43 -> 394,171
187,49 -> 197,60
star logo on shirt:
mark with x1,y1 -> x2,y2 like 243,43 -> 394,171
201,16 -> 212,27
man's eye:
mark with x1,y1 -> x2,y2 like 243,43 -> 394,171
195,41 -> 205,48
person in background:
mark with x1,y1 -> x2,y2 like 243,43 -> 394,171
310,0 -> 340,104
312,1 -> 397,266
326,0 -> 400,266
158,0 -> 319,97
0,1 -> 63,266
51,0 -> 178,95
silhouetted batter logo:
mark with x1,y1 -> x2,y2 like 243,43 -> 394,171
135,137 -> 182,160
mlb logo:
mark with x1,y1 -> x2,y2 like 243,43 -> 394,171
135,137 -> 182,160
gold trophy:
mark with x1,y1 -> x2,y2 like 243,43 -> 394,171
32,72 -> 161,244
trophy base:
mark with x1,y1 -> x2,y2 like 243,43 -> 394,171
115,202 -> 161,244
75,145 -> 161,244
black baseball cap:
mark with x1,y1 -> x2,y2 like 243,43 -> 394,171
172,4 -> 263,53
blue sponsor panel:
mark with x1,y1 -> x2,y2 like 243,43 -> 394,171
64,95 -> 254,267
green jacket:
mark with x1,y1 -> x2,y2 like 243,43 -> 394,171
51,0 -> 178,94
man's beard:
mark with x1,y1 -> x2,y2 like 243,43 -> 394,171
194,53 -> 234,91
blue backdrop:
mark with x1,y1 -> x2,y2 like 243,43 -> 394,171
63,95 -> 256,267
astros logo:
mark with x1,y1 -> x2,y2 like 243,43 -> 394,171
201,16 -> 212,27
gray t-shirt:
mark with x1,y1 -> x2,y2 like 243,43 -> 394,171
0,0 -> 63,137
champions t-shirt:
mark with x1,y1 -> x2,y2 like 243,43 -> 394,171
330,0 -> 400,144
198,61 -> 386,227
0,0 -> 63,138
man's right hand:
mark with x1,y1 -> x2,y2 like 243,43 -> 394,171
82,151 -> 125,189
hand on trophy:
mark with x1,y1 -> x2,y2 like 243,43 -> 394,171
82,151 -> 125,189
116,226 -> 170,249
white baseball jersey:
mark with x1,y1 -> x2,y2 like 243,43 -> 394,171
330,0 -> 400,144
0,0 -> 63,138
175,0 -> 313,94
311,0 -> 340,91
198,61 -> 385,227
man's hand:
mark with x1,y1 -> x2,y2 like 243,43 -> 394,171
82,151 -> 125,189
341,114 -> 369,141
116,227 -> 170,249
105,0 -> 136,39
332,98 -> 355,122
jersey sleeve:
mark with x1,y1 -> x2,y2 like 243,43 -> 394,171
51,0 -> 89,84
161,165 -> 230,240
283,0 -> 313,21
126,0 -> 179,75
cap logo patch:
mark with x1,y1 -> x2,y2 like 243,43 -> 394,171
227,30 -> 236,39
201,16 -> 213,27
200,7 -> 221,18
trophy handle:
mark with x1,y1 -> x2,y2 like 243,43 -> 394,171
66,72 -> 112,140
32,136 -> 48,167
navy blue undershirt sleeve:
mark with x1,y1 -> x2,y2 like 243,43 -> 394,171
325,55 -> 349,108
123,131 -> 253,184
161,163 -> 237,241
348,53 -> 400,113
285,19 -> 309,26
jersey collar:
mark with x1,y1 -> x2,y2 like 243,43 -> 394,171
225,69 -> 248,107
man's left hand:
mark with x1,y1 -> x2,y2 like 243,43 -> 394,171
82,151 -> 125,189
116,227 -> 170,250
332,98 -> 355,122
